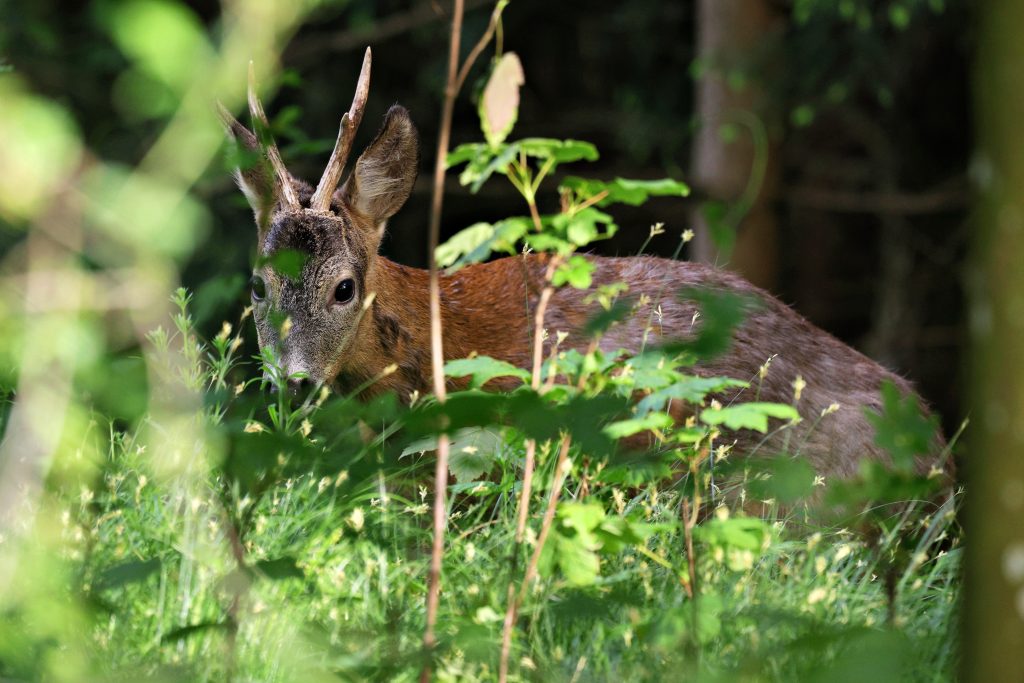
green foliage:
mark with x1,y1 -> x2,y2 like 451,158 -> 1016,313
444,355 -> 530,389
255,248 -> 309,280
560,176 -> 691,206
0,5 -> 963,681
700,402 -> 801,433
865,380 -> 940,472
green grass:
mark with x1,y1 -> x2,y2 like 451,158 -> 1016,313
0,298 -> 961,683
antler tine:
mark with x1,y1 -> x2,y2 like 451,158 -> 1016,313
248,61 -> 301,210
310,46 -> 373,213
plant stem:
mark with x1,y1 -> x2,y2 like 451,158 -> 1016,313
513,256 -> 560,542
499,434 -> 572,683
422,0 -> 464,676
423,2 -> 507,678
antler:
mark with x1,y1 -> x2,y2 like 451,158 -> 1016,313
248,62 -> 301,210
309,47 -> 372,213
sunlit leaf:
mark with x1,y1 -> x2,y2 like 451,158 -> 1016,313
700,402 -> 799,433
444,356 -> 530,389
604,411 -> 673,439
518,138 -> 599,163
560,176 -> 690,206
553,255 -> 595,289
256,248 -> 308,280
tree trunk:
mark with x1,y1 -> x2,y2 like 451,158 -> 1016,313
965,1 -> 1024,680
689,0 -> 781,291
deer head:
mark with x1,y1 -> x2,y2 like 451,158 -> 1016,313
220,48 -> 419,391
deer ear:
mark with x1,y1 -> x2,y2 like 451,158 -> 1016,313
218,104 -> 277,235
338,105 -> 418,226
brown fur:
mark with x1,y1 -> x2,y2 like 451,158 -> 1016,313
223,103 -> 950,485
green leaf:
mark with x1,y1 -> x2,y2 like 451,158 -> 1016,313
593,517 -> 663,554
552,255 -> 595,289
479,52 -> 524,147
463,142 -> 519,193
444,356 -> 530,389
560,176 -> 690,207
748,456 -> 817,503
253,557 -> 303,581
435,217 -> 530,271
700,402 -> 799,433
554,533 -> 601,586
524,231 -> 575,256
446,142 -> 488,169
256,248 -> 308,280
551,207 -> 618,248
865,380 -> 939,472
448,429 -> 503,483
635,376 -> 748,415
95,558 -> 161,592
161,620 -> 230,644
401,426 -> 504,483
518,138 -> 599,163
604,411 -> 674,439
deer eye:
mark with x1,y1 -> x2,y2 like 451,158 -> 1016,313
250,275 -> 267,302
334,278 -> 355,304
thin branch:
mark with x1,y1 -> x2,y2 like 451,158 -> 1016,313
423,0 -> 506,678
512,256 -> 560,541
454,0 -> 508,94
422,0 -> 465,674
499,434 -> 573,683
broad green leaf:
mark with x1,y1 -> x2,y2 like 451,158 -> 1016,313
444,356 -> 530,389
518,138 -> 599,163
604,411 -> 674,439
635,376 -> 749,415
865,380 -> 940,472
554,533 -> 601,586
448,430 -> 503,483
552,207 -> 618,247
559,502 -> 606,539
560,176 -> 691,207
479,52 -> 524,147
256,248 -> 308,280
461,142 -> 519,192
524,231 -> 575,256
253,557 -> 304,581
748,456 -> 817,503
110,0 -> 212,93
435,217 -> 530,271
402,427 -> 503,483
446,142 -> 487,168
95,558 -> 161,591
594,517 -> 663,554
700,402 -> 799,433
552,255 -> 595,289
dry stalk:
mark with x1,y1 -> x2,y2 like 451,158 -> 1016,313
499,434 -> 572,683
513,256 -> 560,540
422,2 -> 506,679
421,0 -> 465,675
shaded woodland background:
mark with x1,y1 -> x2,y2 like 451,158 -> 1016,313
1,0 -> 972,431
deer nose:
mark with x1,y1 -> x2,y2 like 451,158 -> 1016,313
287,376 -> 313,397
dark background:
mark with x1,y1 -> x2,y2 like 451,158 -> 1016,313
0,0 -> 972,432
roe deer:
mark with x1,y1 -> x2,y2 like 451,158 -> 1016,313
220,49 -> 949,484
